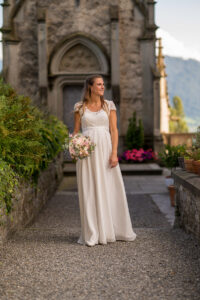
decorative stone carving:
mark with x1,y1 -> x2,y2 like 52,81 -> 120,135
59,44 -> 100,72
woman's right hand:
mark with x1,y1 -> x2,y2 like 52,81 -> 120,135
109,153 -> 118,168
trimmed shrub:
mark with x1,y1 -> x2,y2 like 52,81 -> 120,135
125,111 -> 144,150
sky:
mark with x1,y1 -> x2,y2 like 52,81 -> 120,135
0,0 -> 200,62
155,0 -> 200,61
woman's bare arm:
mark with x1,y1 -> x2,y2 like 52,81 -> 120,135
109,110 -> 119,167
73,111 -> 81,136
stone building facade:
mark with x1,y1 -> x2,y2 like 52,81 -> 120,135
156,38 -> 170,134
2,0 -> 164,152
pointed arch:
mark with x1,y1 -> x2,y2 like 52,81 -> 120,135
49,33 -> 109,76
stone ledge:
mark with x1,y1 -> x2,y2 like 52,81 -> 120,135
63,163 -> 163,176
172,168 -> 200,241
172,169 -> 200,196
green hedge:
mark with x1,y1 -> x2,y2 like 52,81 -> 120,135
0,159 -> 19,220
0,79 -> 68,217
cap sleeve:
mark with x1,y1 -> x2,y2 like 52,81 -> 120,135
74,102 -> 80,112
74,101 -> 83,113
109,100 -> 117,111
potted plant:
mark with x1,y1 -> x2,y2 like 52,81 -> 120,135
158,144 -> 186,174
158,144 -> 186,207
184,156 -> 194,173
191,149 -> 200,175
190,126 -> 200,175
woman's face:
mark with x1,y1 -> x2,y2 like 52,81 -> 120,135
90,77 -> 105,97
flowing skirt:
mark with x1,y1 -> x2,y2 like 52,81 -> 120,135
76,126 -> 137,246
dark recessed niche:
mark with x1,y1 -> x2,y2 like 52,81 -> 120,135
75,0 -> 80,7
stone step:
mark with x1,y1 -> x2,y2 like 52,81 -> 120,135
63,162 -> 163,176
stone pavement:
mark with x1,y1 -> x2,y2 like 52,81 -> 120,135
1,169 -> 200,300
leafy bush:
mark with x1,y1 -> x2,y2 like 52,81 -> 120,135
125,111 -> 144,150
158,144 -> 187,169
0,79 -> 68,182
0,159 -> 19,221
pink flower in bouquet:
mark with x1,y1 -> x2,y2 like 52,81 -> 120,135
63,132 -> 96,161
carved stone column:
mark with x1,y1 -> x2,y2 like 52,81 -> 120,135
139,0 -> 162,150
110,5 -> 120,106
37,7 -> 48,106
1,0 -> 11,81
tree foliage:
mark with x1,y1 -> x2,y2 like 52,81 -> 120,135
169,96 -> 189,133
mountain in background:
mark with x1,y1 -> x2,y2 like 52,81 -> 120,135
165,55 -> 200,132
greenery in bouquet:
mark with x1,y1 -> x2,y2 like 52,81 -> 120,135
158,144 -> 187,169
63,133 -> 96,161
118,148 -> 157,163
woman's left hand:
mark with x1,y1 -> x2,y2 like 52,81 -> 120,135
109,153 -> 118,168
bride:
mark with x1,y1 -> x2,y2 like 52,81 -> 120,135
73,74 -> 137,246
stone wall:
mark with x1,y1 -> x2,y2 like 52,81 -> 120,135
0,153 -> 63,245
3,0 -> 160,149
4,0 -> 145,130
119,1 -> 144,135
15,0 -> 40,104
173,169 -> 200,241
162,133 -> 195,148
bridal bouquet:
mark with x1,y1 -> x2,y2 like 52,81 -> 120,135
63,132 -> 96,161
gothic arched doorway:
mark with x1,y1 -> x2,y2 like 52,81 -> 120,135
49,34 -> 111,133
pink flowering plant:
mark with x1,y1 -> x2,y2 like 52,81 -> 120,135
118,148 -> 158,163
63,133 -> 96,161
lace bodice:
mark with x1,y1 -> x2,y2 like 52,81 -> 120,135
74,100 -> 116,132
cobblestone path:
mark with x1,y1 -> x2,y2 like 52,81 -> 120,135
0,175 -> 200,300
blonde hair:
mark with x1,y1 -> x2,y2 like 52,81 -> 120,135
74,75 -> 109,117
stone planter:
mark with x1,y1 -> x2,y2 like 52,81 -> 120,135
184,158 -> 195,173
193,161 -> 200,175
168,185 -> 176,207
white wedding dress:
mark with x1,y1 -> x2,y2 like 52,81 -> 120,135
74,99 -> 137,246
